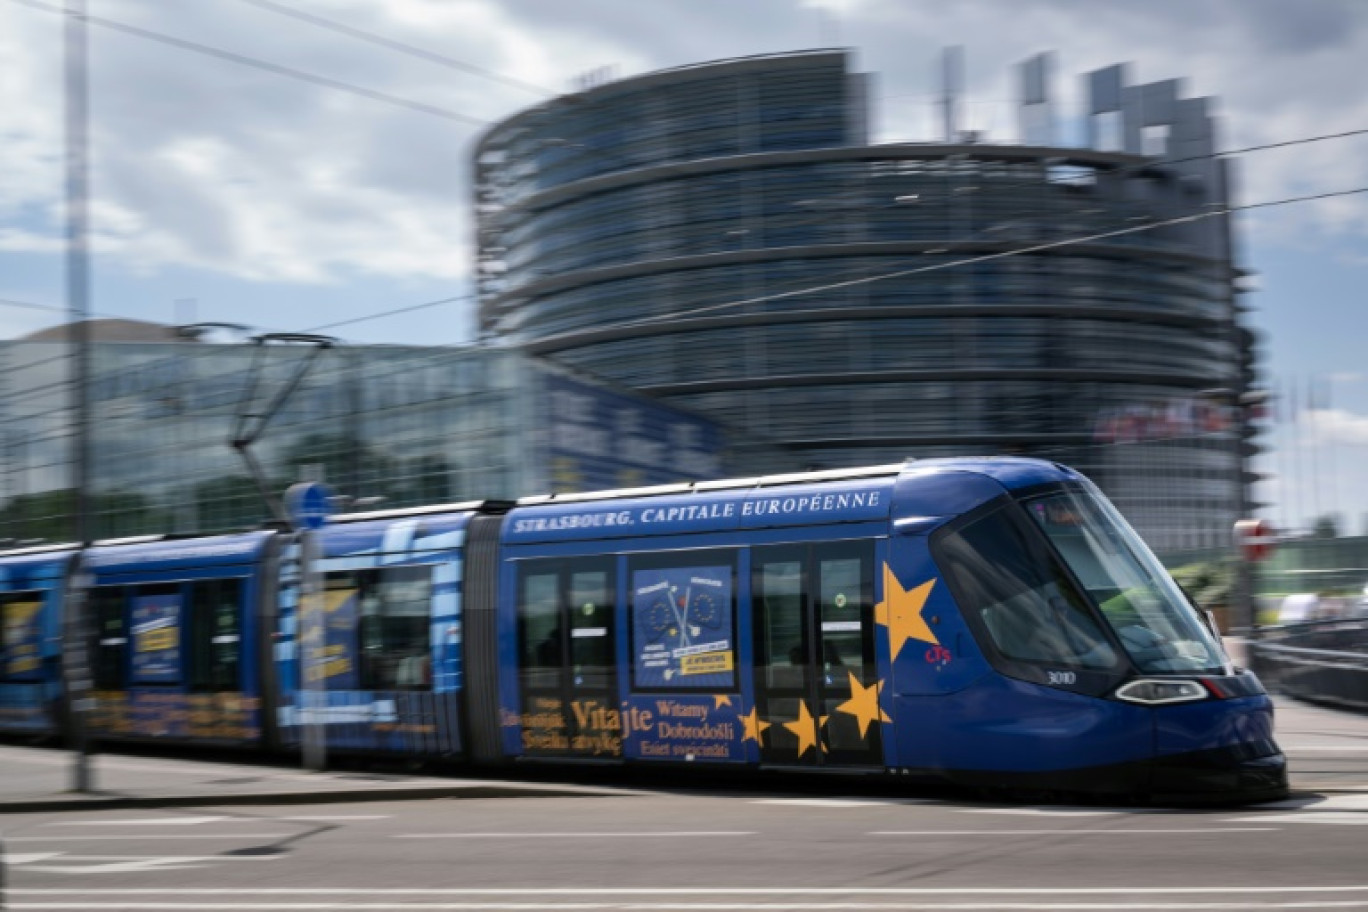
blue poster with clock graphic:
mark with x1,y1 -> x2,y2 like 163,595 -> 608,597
632,566 -> 734,690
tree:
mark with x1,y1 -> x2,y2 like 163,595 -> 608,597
1312,514 -> 1340,540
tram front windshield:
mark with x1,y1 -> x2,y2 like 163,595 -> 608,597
1023,485 -> 1226,675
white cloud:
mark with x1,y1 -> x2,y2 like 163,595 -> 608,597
2,0 -> 1367,289
1303,408 -> 1368,447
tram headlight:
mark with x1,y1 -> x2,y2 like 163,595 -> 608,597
1113,678 -> 1208,705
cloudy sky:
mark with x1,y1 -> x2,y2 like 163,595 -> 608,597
2,0 -> 1366,533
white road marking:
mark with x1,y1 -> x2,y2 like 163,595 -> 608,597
275,815 -> 389,821
10,897 -> 1368,910
51,816 -> 229,826
1283,745 -> 1368,751
46,814 -> 388,826
958,808 -> 1122,816
1224,812 -> 1368,826
13,885 -> 1368,895
752,799 -> 897,807
11,856 -> 283,862
871,827 -> 1278,836
392,831 -> 755,839
1256,794 -> 1368,811
0,853 -> 63,864
9,834 -> 296,842
13,854 -> 285,875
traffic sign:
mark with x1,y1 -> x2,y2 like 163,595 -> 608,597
1233,518 -> 1275,562
285,482 -> 335,531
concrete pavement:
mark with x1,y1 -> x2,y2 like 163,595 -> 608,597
0,746 -> 619,814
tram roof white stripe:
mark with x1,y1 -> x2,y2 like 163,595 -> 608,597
517,463 -> 907,505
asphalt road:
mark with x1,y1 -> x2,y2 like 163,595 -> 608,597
2,697 -> 1366,911
4,790 -> 1368,909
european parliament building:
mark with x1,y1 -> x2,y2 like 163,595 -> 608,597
472,50 -> 1261,553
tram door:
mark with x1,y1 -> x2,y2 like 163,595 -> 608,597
752,541 -> 882,767
516,558 -> 621,759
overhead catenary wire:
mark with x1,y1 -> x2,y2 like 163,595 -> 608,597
231,0 -> 555,98
0,17 -> 1363,355
8,0 -> 490,125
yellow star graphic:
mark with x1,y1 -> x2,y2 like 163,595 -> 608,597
834,672 -> 891,739
713,695 -> 733,710
784,701 -> 818,758
741,707 -> 769,744
874,564 -> 938,660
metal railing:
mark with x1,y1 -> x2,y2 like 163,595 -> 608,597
1248,618 -> 1368,712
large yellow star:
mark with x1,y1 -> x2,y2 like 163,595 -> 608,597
741,707 -> 769,744
834,672 -> 890,739
875,564 -> 938,660
783,701 -> 819,758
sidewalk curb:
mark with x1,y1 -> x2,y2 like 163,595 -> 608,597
0,783 -> 615,814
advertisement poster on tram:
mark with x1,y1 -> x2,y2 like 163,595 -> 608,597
631,566 -> 734,690
130,593 -> 182,683
1,598 -> 44,679
305,579 -> 359,689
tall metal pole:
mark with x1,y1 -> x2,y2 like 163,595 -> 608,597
300,528 -> 326,772
64,0 -> 94,793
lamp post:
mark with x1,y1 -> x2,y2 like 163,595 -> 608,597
64,0 -> 94,794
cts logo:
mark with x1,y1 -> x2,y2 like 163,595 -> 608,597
924,645 -> 952,665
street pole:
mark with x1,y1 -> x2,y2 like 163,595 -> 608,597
300,527 -> 326,772
64,0 -> 94,793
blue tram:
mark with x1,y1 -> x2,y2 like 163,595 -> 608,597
0,458 -> 1287,801
0,545 -> 74,735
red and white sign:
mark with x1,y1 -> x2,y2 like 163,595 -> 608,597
1233,518 -> 1275,562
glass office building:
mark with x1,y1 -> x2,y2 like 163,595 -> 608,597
0,331 -> 774,542
473,50 -> 1260,552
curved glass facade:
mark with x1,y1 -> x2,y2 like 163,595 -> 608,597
0,341 -> 780,542
474,51 -> 1255,553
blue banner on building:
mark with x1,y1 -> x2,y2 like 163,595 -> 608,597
539,373 -> 722,493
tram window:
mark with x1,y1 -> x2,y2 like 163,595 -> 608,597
569,568 -> 612,688
757,559 -> 805,690
188,579 -> 241,692
357,566 -> 432,691
817,551 -> 874,680
520,571 -> 562,690
936,507 -> 1117,670
629,552 -> 737,692
1,592 -> 44,681
90,586 -> 128,690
